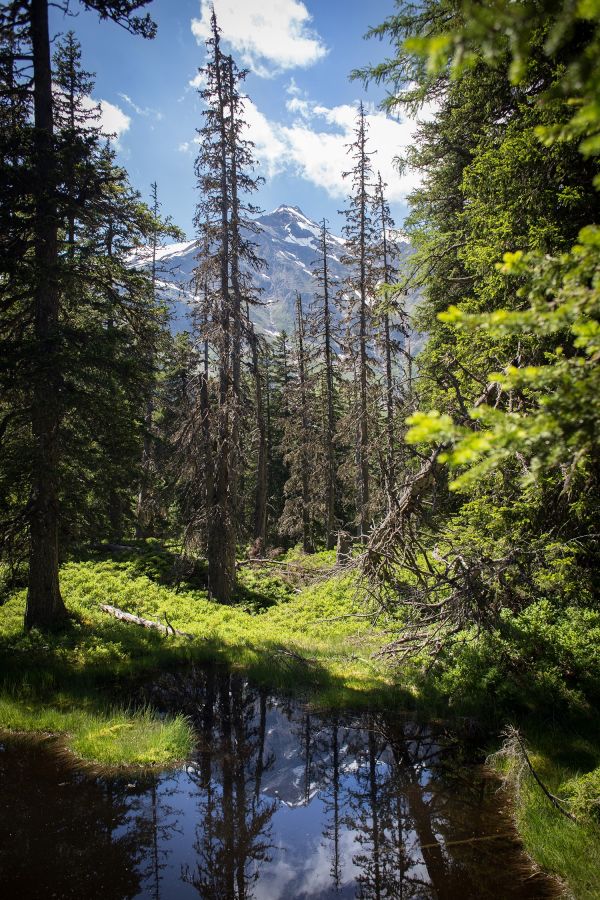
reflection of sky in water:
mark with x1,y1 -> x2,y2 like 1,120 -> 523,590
0,673 -> 557,899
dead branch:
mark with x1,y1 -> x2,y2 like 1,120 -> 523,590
489,726 -> 577,822
99,603 -> 193,640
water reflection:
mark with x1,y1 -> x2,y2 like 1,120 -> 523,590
0,667 -> 555,899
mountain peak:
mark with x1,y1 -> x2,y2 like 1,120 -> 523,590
271,204 -> 307,218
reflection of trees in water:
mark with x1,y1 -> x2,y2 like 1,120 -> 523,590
134,770 -> 183,899
320,718 -> 342,891
341,716 -> 410,899
338,716 -> 500,899
1,673 -> 555,900
0,740 -> 147,898
182,670 -> 277,900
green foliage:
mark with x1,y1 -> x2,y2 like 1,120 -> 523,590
563,767 -> 600,822
0,546 -> 398,766
498,738 -> 600,899
426,601 -> 600,717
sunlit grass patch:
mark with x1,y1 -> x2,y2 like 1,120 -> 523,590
489,727 -> 600,899
0,693 -> 193,768
517,764 -> 600,899
0,545 -> 397,767
70,708 -> 192,768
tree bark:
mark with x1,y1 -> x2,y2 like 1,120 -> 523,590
319,221 -> 337,550
25,0 -> 68,629
249,325 -> 268,547
357,116 -> 370,543
207,19 -> 235,603
296,294 -> 312,553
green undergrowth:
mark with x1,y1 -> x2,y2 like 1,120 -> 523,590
0,544 -> 401,767
489,724 -> 600,899
0,694 -> 191,768
2,541 -> 599,899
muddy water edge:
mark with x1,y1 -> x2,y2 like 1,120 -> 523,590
0,664 -> 559,899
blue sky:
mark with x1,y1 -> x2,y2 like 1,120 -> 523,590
50,0 -> 424,238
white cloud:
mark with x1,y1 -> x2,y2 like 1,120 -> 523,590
188,70 -> 206,90
242,95 -> 432,201
178,137 -> 201,155
77,95 -> 130,145
243,99 -> 288,177
191,0 -> 327,77
118,92 -> 163,121
97,99 -> 131,141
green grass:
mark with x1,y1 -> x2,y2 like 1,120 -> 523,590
487,723 -> 600,898
0,693 -> 191,768
1,541 -> 599,900
0,544 -> 401,768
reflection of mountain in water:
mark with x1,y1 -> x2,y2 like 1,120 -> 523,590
0,668 -> 556,900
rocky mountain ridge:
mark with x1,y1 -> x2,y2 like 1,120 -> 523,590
130,204 -> 412,334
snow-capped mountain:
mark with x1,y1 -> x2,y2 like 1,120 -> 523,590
130,204 -> 412,335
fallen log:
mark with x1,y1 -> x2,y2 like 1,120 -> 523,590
99,603 -> 193,640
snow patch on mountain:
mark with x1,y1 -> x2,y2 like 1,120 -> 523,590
129,204 -> 411,335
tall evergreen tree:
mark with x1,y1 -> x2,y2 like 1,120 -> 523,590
339,104 -> 377,541
0,0 -> 157,629
193,11 -> 264,601
311,219 -> 339,549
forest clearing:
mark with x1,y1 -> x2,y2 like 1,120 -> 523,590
1,0 -> 599,897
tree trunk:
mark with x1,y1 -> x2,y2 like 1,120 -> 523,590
207,23 -> 235,603
320,221 -> 337,550
25,0 -> 68,629
249,325 -> 268,547
358,140 -> 370,543
136,182 -> 159,538
296,294 -> 312,553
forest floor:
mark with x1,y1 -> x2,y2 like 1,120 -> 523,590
0,540 -> 598,896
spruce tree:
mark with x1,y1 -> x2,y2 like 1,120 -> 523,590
193,11 -> 264,600
0,0 -> 156,629
339,104 -> 377,541
280,295 -> 316,552
311,219 -> 339,549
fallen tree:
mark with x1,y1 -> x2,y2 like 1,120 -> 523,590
99,603 -> 193,640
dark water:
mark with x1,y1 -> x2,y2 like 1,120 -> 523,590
0,667 -> 555,899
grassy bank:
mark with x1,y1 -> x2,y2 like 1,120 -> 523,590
1,542 -> 598,897
486,725 -> 600,899
0,543 -> 401,768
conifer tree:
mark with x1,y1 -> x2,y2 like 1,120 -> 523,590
248,320 -> 268,552
311,219 -> 339,549
280,295 -> 315,552
193,11 -> 264,600
265,331 -> 291,540
0,0 -> 156,629
373,171 -> 401,505
339,103 -> 377,541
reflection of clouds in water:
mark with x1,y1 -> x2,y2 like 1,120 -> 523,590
1,671 -> 557,900
253,829 -> 359,899
250,856 -> 297,900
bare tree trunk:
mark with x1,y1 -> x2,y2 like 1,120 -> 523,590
296,294 -> 312,553
249,324 -> 268,548
25,0 -> 68,629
